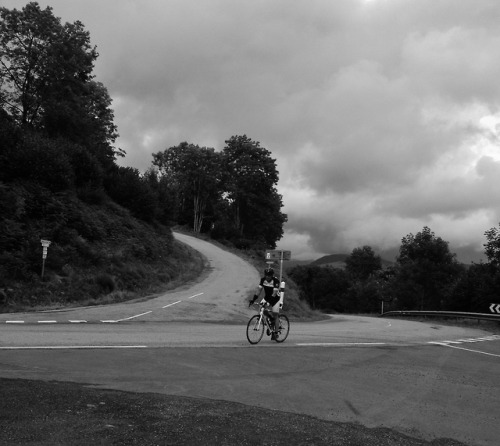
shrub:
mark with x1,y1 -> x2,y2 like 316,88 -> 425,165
95,274 -> 116,294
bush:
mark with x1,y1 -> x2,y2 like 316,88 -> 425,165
95,274 -> 116,294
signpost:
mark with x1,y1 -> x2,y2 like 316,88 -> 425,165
40,239 -> 51,280
265,249 -> 291,283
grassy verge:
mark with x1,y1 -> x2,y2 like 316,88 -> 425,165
0,196 -> 206,313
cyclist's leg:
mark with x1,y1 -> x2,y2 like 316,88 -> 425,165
270,301 -> 280,333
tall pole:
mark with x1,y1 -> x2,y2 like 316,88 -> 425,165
279,251 -> 284,284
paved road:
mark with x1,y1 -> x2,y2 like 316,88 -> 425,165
0,232 -> 499,445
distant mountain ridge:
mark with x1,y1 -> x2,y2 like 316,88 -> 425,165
313,254 -> 395,268
312,254 -> 349,266
284,253 -> 395,271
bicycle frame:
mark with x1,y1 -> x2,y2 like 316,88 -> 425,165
255,304 -> 275,329
246,303 -> 290,345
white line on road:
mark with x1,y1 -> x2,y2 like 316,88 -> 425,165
1,292 -> 206,324
188,293 -> 204,299
433,344 -> 500,358
113,311 -> 153,322
162,300 -> 182,308
296,342 -> 387,347
0,345 -> 148,350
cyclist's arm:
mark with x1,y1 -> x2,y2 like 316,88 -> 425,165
272,278 -> 280,297
249,285 -> 263,306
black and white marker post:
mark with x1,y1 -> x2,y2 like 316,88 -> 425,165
40,239 -> 51,280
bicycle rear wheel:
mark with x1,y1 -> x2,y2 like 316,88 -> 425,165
246,315 -> 264,344
275,314 -> 290,343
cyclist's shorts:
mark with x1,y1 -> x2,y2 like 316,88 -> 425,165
264,295 -> 280,312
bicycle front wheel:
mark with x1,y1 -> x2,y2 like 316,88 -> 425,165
275,314 -> 290,343
246,315 -> 264,344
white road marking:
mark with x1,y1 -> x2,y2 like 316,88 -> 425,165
296,342 -> 387,347
433,344 -> 500,358
429,335 -> 500,347
1,293 -> 206,324
0,345 -> 147,350
113,311 -> 153,322
188,293 -> 204,299
162,300 -> 182,308
429,335 -> 500,357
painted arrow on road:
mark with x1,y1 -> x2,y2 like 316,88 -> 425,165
489,303 -> 500,313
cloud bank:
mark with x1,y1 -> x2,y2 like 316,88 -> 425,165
5,0 -> 500,261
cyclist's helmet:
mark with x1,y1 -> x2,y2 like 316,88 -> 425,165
264,267 -> 274,277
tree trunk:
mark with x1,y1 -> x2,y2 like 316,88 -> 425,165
193,194 -> 206,233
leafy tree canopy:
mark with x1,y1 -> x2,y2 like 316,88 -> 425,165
152,136 -> 287,248
221,135 -> 287,248
152,142 -> 222,232
345,245 -> 382,280
397,226 -> 456,265
395,226 -> 463,310
0,2 -> 121,163
483,223 -> 500,267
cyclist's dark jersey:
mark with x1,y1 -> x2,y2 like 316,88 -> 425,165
259,276 -> 280,306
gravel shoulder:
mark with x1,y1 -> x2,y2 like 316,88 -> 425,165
0,378 -> 466,446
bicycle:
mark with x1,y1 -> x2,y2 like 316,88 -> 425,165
246,303 -> 290,344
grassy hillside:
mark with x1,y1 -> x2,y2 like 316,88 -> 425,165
0,182 -> 204,312
0,182 -> 322,321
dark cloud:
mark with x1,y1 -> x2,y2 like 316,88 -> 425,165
4,0 -> 500,261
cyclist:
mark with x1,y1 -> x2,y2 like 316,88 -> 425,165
249,267 -> 281,340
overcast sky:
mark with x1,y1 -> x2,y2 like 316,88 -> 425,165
5,0 -> 500,262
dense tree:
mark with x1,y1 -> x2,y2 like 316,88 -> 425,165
220,135 -> 287,248
393,226 -> 464,310
288,265 -> 350,311
104,166 -> 159,222
141,167 -> 176,226
151,136 -> 287,248
446,222 -> 500,313
152,142 -> 222,232
447,262 -> 499,313
483,223 -> 500,266
0,2 -> 121,163
345,245 -> 382,280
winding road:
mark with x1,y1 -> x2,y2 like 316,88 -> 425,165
0,232 -> 499,445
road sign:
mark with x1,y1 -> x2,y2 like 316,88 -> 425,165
265,250 -> 291,261
41,239 -> 51,248
265,250 -> 291,284
490,303 -> 500,314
